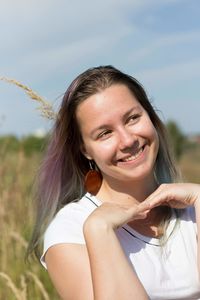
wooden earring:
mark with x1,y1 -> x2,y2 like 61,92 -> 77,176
84,161 -> 102,195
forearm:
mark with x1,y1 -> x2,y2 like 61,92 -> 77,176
83,220 -> 148,300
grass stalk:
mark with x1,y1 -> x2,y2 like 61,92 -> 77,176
0,77 -> 57,120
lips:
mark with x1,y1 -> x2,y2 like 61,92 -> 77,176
118,145 -> 145,162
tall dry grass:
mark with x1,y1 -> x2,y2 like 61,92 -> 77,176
0,78 -> 59,298
0,136 -> 199,299
0,146 -> 60,299
179,145 -> 200,183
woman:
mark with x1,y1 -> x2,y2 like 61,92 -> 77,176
28,66 -> 200,299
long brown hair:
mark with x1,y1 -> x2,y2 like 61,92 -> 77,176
27,65 -> 179,259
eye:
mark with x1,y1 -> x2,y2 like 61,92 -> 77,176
127,114 -> 141,124
97,130 -> 112,140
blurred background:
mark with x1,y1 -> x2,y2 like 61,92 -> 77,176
0,0 -> 200,299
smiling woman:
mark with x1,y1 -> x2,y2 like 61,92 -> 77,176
27,65 -> 200,300
76,84 -> 159,186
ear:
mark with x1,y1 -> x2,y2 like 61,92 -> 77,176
80,143 -> 92,160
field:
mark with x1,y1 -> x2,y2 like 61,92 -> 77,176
0,143 -> 200,299
0,149 -> 60,300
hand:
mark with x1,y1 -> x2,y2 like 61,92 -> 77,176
144,183 -> 200,210
84,201 -> 151,230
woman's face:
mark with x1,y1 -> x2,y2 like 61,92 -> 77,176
76,84 -> 159,186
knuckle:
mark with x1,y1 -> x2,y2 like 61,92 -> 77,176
160,183 -> 167,189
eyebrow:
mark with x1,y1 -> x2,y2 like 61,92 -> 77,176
90,105 -> 142,136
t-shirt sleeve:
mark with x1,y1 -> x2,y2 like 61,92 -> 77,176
40,203 -> 87,269
183,206 -> 196,223
180,206 -> 197,235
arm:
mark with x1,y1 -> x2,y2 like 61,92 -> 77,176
83,202 -> 150,300
45,244 -> 94,300
45,201 -> 150,300
45,200 -> 148,300
84,219 -> 148,300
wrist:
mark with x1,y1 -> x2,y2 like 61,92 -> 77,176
83,217 -> 113,238
193,184 -> 200,207
194,197 -> 200,208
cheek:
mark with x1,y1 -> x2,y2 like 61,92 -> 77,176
138,118 -> 159,152
84,141 -> 117,164
143,117 -> 158,140
135,119 -> 158,142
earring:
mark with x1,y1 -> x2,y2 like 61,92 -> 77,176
84,160 -> 102,195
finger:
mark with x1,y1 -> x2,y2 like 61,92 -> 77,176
135,204 -> 151,217
143,191 -> 163,207
138,200 -> 151,211
144,190 -> 171,208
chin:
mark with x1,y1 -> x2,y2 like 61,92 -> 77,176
119,167 -> 155,182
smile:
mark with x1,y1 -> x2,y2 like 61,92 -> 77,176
119,146 -> 145,162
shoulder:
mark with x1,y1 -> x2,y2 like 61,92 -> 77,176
41,193 -> 99,267
44,194 -> 96,246
46,193 -> 100,229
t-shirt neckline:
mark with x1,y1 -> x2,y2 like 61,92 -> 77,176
85,192 -> 177,246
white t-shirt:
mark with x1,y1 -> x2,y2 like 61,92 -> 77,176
41,193 -> 200,300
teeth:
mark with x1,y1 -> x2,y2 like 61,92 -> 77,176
122,148 -> 143,162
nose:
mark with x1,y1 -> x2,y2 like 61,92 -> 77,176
118,128 -> 135,151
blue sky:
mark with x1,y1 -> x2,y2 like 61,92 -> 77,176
0,0 -> 200,136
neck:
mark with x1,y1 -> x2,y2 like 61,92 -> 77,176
95,175 -> 171,238
97,175 -> 158,205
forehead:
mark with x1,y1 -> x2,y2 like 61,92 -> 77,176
75,84 -> 143,132
76,84 -> 141,116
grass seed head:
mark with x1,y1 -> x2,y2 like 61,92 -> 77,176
0,77 -> 57,120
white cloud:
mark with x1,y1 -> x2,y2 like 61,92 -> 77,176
13,25 -> 131,75
135,59 -> 200,89
0,0 -> 199,135
0,0 -> 182,54
128,31 -> 200,64
0,0 -> 136,79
